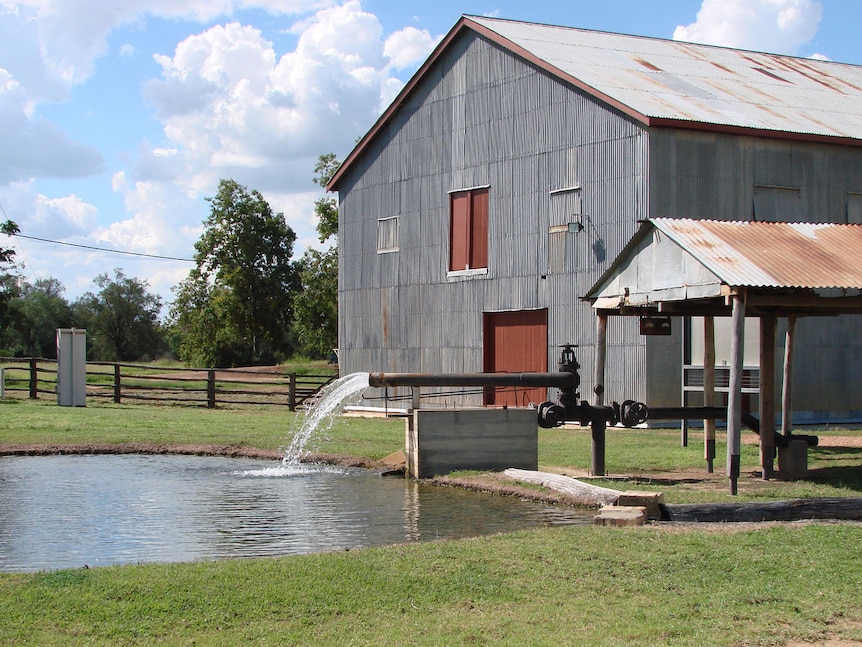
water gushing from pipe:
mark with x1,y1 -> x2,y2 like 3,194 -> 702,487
282,372 -> 370,465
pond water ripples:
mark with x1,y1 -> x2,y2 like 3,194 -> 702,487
0,454 -> 591,572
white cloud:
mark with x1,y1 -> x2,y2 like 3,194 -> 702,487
384,26 -> 440,71
7,1 -> 336,87
2,0 -> 443,306
142,0 -> 439,197
673,0 -> 823,55
0,69 -> 103,184
33,194 -> 98,236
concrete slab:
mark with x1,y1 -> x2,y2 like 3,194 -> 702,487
615,491 -> 665,519
593,505 -> 648,527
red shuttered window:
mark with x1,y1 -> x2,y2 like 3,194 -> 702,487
449,188 -> 489,272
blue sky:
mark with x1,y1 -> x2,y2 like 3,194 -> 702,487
0,0 -> 857,309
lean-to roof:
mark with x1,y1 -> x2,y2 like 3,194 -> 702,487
585,219 -> 862,316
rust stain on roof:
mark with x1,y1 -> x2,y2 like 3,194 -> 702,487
652,218 -> 862,290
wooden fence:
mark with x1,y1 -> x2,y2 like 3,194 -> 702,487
0,358 -> 337,410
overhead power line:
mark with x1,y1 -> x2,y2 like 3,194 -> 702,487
12,233 -> 196,262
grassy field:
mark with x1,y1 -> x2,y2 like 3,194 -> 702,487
1,398 -> 861,645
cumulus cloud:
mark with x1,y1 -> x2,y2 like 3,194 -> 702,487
141,1 -> 439,197
9,1 -> 335,87
0,70 -> 104,184
673,0 -> 823,55
1,0 -> 442,303
384,26 -> 441,71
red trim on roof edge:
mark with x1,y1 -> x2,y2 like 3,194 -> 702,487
326,16 -> 472,191
327,16 -> 862,191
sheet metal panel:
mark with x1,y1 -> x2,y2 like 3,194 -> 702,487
652,218 -> 862,289
467,16 -> 862,142
337,29 -> 650,404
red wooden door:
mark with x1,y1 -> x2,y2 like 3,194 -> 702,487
483,309 -> 548,407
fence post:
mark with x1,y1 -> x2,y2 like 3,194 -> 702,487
114,364 -> 122,404
29,358 -> 38,399
288,373 -> 297,411
0,367 -> 4,398
207,369 -> 216,409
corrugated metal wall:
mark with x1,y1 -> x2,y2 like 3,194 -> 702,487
338,30 -> 650,407
649,130 -> 862,418
337,29 -> 862,420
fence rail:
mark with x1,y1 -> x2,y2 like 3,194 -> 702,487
0,357 -> 336,410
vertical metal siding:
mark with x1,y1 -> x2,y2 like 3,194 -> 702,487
348,30 -> 653,405
335,32 -> 648,405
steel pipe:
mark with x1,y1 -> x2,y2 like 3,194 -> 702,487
368,371 -> 579,390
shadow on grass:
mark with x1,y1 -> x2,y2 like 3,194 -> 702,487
806,464 -> 862,492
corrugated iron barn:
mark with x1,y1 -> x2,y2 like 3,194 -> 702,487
327,15 -> 862,424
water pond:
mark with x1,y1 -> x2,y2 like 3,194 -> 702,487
0,454 -> 592,571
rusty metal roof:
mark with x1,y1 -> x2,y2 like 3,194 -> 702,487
467,16 -> 862,142
649,218 -> 862,290
329,15 -> 862,190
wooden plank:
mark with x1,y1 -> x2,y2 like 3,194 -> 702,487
503,469 -> 622,506
662,497 -> 862,523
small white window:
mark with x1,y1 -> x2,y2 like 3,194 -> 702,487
377,216 -> 399,253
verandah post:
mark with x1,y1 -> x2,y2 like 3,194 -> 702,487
703,316 -> 716,473
760,315 -> 777,479
727,291 -> 746,495
592,312 -> 608,477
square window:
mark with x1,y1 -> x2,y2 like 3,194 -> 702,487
377,216 -> 398,253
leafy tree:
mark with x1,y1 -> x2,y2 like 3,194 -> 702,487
293,154 -> 340,358
0,220 -> 21,338
3,277 -> 72,358
171,179 -> 300,367
294,248 -> 338,358
312,153 -> 340,242
168,272 -> 246,367
73,269 -> 164,361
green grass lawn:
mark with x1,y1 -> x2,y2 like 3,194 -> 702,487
0,523 -> 860,646
1,398 -> 861,645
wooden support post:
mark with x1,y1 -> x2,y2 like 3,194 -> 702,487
703,316 -> 716,473
113,363 -> 122,404
592,312 -> 608,476
782,317 -> 796,437
727,291 -> 746,495
29,358 -> 38,399
759,315 -> 776,479
288,373 -> 297,411
207,369 -> 216,409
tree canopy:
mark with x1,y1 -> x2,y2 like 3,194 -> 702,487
292,154 -> 340,359
73,269 -> 164,361
2,277 -> 72,358
312,153 -> 340,243
0,220 -> 21,334
170,179 -> 300,367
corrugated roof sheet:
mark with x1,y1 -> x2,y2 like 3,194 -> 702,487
650,218 -> 862,290
467,16 -> 862,141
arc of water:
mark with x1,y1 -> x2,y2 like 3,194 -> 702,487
282,372 -> 370,465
